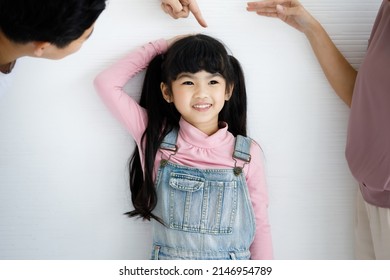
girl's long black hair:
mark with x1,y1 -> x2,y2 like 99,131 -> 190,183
126,34 -> 248,222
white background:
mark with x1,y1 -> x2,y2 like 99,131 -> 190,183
0,0 -> 382,259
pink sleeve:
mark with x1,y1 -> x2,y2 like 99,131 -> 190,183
94,39 -> 169,143
246,142 -> 273,260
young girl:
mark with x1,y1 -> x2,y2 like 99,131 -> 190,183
94,34 -> 273,260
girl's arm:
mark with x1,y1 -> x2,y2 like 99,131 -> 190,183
94,39 -> 169,141
247,0 -> 357,107
246,142 -> 273,260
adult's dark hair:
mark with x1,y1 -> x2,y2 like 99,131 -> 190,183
0,0 -> 106,48
127,34 -> 248,222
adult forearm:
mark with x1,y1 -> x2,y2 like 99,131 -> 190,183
305,22 -> 357,107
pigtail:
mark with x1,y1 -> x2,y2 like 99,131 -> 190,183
220,55 -> 247,137
126,54 -> 179,223
126,54 -> 164,222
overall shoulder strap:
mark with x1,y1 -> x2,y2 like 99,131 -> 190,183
233,135 -> 252,163
160,128 -> 179,152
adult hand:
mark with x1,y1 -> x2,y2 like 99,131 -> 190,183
247,0 -> 356,106
246,0 -> 317,34
161,0 -> 207,28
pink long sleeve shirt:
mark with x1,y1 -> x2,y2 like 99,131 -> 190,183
94,39 -> 273,259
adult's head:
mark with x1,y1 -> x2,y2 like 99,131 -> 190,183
0,0 -> 107,59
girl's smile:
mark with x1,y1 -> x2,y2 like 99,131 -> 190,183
192,102 -> 212,111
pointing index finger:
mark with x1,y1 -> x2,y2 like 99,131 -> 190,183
188,1 -> 207,27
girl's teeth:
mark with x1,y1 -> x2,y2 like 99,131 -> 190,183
194,104 -> 211,109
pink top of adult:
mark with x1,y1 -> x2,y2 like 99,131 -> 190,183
346,0 -> 390,207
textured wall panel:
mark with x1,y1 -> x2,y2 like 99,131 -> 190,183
0,0 -> 382,259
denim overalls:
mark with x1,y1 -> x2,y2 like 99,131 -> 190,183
151,129 -> 256,260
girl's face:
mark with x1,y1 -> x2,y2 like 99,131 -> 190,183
161,70 -> 232,136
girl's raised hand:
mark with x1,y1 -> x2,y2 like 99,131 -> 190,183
246,0 -> 318,34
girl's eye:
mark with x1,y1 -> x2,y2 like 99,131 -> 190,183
182,81 -> 194,85
209,80 -> 219,85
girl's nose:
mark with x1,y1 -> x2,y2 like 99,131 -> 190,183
194,84 -> 208,98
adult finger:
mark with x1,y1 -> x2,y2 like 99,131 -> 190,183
188,1 -> 207,27
162,0 -> 183,13
161,3 -> 173,14
246,0 -> 294,13
173,6 -> 190,18
162,3 -> 190,19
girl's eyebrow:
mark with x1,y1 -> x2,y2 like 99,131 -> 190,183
176,73 -> 194,79
176,72 -> 223,79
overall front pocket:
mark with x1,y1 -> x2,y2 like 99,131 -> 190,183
168,172 -> 237,234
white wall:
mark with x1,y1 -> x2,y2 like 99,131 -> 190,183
0,0 -> 381,259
